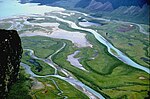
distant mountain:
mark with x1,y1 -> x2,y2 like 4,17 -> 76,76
75,0 -> 149,9
82,0 -> 149,24
20,0 -> 150,24
86,0 -> 114,12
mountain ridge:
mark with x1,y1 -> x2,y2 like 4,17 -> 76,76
20,0 -> 150,24
75,0 -> 149,8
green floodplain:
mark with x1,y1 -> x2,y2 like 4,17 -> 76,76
0,10 -> 149,99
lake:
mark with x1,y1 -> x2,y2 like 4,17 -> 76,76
0,0 -> 65,19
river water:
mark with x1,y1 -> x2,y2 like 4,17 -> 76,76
47,15 -> 150,74
1,0 -> 149,98
22,46 -> 105,99
0,0 -> 65,19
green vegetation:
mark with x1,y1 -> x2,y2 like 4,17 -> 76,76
140,24 -> 150,33
7,66 -> 88,99
75,18 -> 150,68
1,11 -> 149,99
31,77 -> 89,99
21,36 -> 63,58
96,22 -> 150,68
53,33 -> 150,98
21,50 -> 55,76
110,48 -> 118,56
62,12 -> 149,68
59,12 -> 149,69
7,67 -> 32,99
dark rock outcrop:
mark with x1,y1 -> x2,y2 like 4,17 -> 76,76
0,29 -> 22,98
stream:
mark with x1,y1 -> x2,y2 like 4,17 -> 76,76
21,43 -> 105,99
20,13 -> 149,99
1,1 -> 149,98
47,15 -> 150,74
70,10 -> 149,35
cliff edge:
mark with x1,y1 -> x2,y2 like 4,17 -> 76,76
0,29 -> 22,98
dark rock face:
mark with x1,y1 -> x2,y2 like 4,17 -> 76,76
0,29 -> 22,98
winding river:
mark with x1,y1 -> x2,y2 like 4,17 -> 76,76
9,10 -> 149,99
1,0 -> 149,98
46,15 -> 150,74
70,10 -> 149,35
20,12 -> 149,99
21,44 -> 105,99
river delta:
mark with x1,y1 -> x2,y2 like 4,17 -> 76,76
0,1 -> 150,99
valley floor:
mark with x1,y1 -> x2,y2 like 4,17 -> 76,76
0,10 -> 149,99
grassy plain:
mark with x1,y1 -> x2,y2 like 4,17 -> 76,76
96,22 -> 150,68
7,66 -> 89,99
60,12 -> 150,68
2,12 -> 150,99
53,32 -> 150,98
21,36 -> 89,98
21,36 -> 63,58
31,77 -> 88,99
21,50 -> 55,76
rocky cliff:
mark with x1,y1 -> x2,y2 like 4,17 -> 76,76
0,29 -> 22,98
